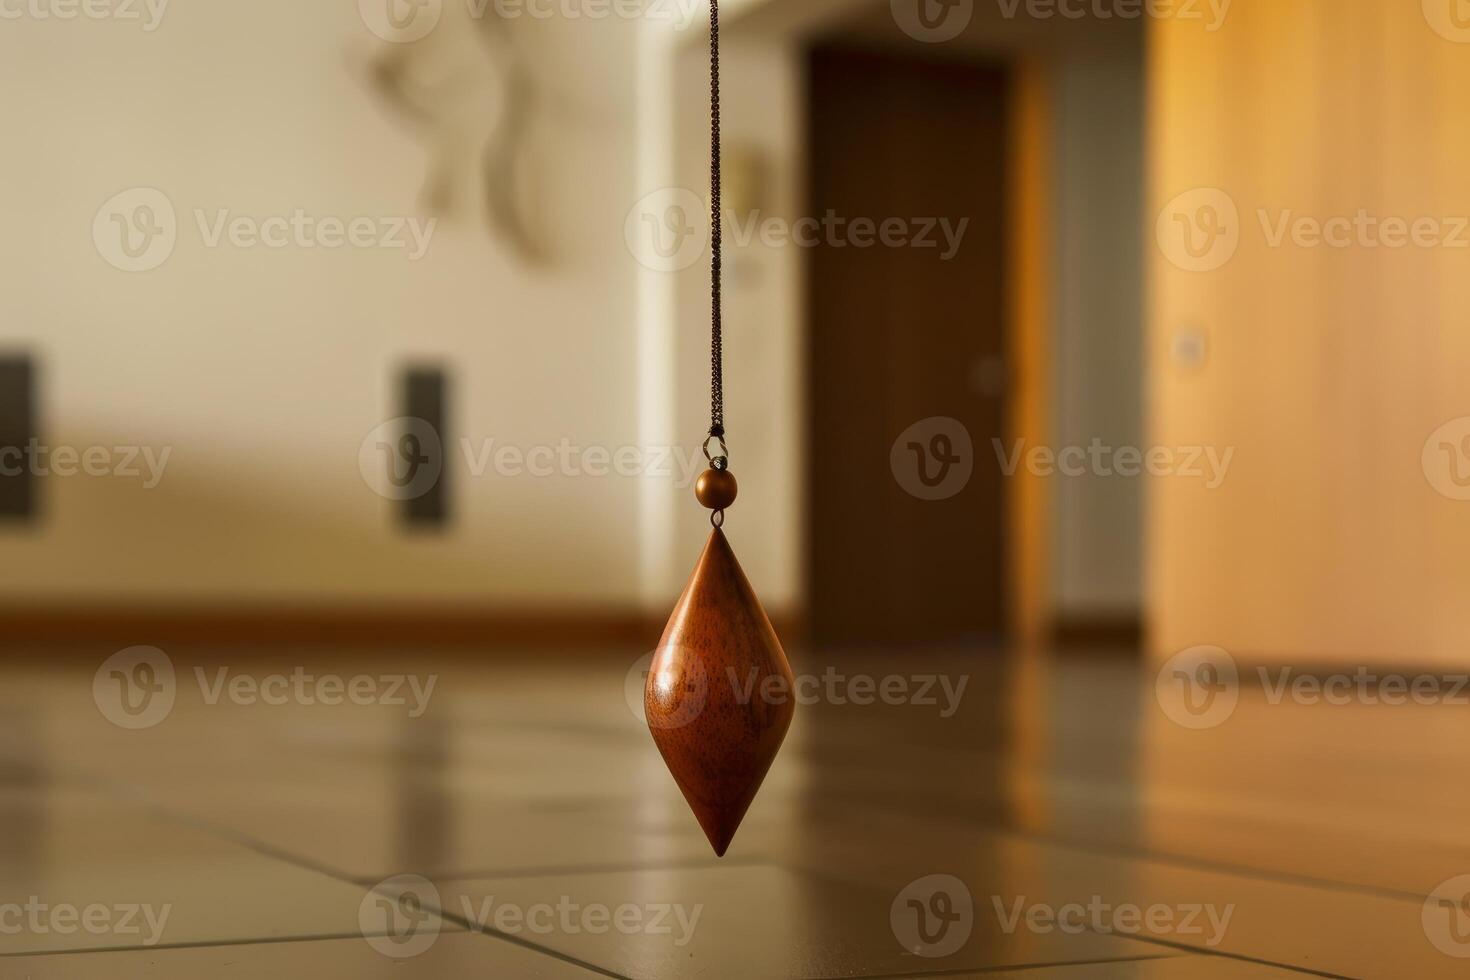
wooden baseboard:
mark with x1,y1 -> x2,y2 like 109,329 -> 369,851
0,606 -> 659,650
1049,613 -> 1144,651
0,605 -> 807,651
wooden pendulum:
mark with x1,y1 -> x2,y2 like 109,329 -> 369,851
646,510 -> 796,857
643,0 -> 795,857
646,453 -> 796,856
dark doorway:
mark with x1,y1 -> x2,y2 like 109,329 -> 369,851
805,44 -> 1010,648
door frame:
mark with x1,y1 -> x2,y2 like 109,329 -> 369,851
637,4 -> 1060,647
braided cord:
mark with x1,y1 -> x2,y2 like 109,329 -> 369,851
708,0 -> 724,445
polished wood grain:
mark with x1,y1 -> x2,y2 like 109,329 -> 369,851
645,528 -> 796,857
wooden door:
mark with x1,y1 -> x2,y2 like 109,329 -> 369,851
806,45 -> 1010,647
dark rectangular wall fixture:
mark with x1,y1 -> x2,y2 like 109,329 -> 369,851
401,365 -> 449,529
0,356 -> 36,521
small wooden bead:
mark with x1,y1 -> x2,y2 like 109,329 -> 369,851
695,468 -> 738,511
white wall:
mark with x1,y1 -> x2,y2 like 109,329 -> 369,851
0,1 -> 647,604
1049,36 -> 1147,618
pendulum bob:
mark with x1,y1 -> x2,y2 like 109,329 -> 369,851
645,480 -> 794,856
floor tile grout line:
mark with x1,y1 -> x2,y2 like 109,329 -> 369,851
128,779 -> 770,889
118,797 -> 630,979
64,755 -> 1442,908
1017,828 -> 1438,907
0,931 -> 619,978
0,932 -> 399,959
863,796 -> 1444,907
33,760 -> 1394,977
814,952 -> 1184,979
1021,830 -> 1435,907
1094,932 -> 1361,979
66,766 -> 759,885
789,859 -> 1355,980
137,799 -> 375,885
399,854 -> 771,884
436,913 -> 629,979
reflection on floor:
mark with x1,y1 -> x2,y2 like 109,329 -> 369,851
0,645 -> 1462,978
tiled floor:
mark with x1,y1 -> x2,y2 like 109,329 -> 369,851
0,646 -> 1463,977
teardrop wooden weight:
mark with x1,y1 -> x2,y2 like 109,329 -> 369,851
645,470 -> 795,856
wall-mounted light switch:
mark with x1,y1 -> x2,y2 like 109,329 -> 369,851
0,356 -> 36,521
401,365 -> 449,529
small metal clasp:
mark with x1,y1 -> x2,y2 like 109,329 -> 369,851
702,434 -> 729,471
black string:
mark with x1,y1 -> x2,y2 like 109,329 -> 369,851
708,0 -> 724,445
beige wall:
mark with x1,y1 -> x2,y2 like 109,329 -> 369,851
633,11 -> 806,614
667,33 -> 806,609
1148,0 -> 1470,665
0,1 -> 647,605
